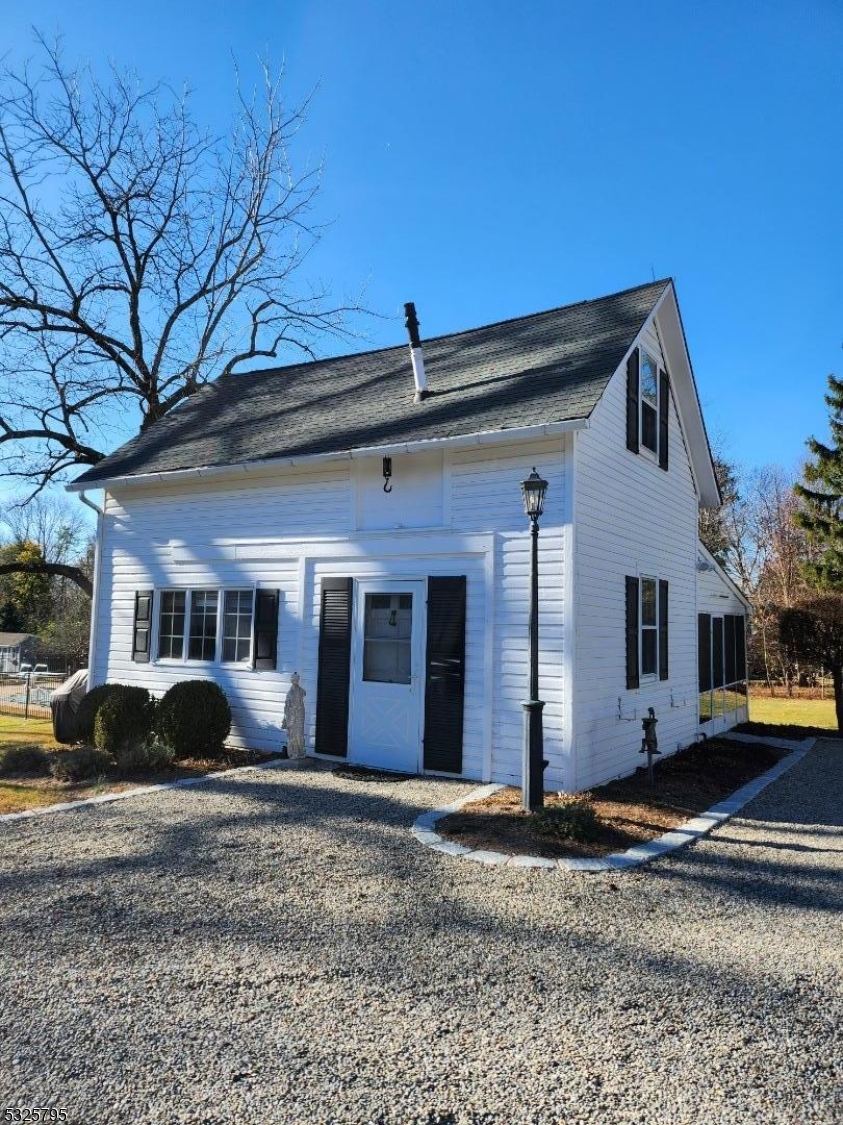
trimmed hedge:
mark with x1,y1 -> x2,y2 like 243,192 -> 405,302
155,680 -> 232,760
75,684 -> 122,744
94,685 -> 156,756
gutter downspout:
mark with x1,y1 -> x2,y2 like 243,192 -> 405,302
79,490 -> 104,688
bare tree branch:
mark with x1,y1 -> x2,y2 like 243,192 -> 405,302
0,35 -> 364,490
0,560 -> 91,597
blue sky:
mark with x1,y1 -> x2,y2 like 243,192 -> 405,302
4,0 -> 842,485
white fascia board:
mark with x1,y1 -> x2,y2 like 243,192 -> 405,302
697,541 -> 752,611
64,418 -> 589,493
651,284 -> 721,509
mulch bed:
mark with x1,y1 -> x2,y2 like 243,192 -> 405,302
437,737 -> 786,860
0,747 -> 285,814
734,720 -> 833,741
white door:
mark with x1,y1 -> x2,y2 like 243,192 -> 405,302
349,579 -> 425,773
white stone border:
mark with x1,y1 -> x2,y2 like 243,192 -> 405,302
0,755 -> 302,826
411,738 -> 814,872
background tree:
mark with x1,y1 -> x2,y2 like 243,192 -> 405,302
699,455 -> 740,566
0,35 -> 358,590
0,540 -> 52,631
780,595 -> 843,732
794,373 -> 843,589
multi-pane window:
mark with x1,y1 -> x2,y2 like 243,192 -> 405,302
640,350 -> 659,454
189,591 -> 218,661
157,589 -> 254,664
222,590 -> 254,663
158,591 -> 186,659
641,576 -> 658,676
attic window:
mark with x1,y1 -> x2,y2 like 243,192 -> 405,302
640,350 -> 659,454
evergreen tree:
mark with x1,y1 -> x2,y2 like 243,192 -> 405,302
794,374 -> 843,589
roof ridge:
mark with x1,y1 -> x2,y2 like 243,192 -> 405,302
222,278 -> 673,383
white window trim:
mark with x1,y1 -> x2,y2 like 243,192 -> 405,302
152,586 -> 256,668
639,347 -> 661,462
639,573 -> 660,681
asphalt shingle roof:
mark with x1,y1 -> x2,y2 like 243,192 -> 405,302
73,279 -> 670,487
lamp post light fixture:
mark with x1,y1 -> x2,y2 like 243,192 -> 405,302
520,467 -> 549,812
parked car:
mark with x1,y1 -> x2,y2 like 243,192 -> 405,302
17,663 -> 49,678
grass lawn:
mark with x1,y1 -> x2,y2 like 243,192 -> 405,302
748,695 -> 837,730
0,714 -> 60,748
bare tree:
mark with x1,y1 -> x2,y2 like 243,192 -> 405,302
0,34 -> 358,506
1,491 -> 89,562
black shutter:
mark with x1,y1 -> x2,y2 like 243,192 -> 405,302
626,349 -> 640,454
658,579 -> 669,681
253,590 -> 279,670
658,369 -> 670,471
625,576 -> 639,689
132,590 -> 154,663
315,578 -> 353,758
735,615 -> 747,681
423,576 -> 466,773
712,617 -> 725,688
724,614 -> 737,685
698,614 -> 712,691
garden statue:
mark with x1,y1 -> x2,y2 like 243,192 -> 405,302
283,673 -> 307,759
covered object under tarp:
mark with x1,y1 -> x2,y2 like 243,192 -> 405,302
50,669 -> 89,744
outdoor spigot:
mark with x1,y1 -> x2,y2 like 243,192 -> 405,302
641,707 -> 659,754
640,707 -> 660,786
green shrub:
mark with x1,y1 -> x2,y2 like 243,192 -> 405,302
94,685 -> 156,756
155,680 -> 232,760
50,747 -> 113,783
0,744 -> 51,777
114,737 -> 175,777
532,794 -> 599,842
75,684 -> 122,743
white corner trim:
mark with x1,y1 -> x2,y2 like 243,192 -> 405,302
410,739 -> 813,872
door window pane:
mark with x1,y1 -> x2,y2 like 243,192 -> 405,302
158,591 -> 186,659
363,592 -> 412,683
189,591 -> 218,661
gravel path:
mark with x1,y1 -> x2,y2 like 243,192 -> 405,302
0,743 -> 840,1125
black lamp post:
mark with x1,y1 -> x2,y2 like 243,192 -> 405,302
520,467 -> 548,812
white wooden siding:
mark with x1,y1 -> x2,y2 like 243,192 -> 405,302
93,436 -> 569,783
451,437 -> 567,788
572,321 -> 700,789
697,558 -> 748,617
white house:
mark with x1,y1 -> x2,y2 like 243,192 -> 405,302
68,279 -> 749,792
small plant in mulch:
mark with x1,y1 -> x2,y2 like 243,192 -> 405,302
532,794 -> 599,842
50,746 -> 114,783
113,737 -> 175,777
0,744 -> 51,778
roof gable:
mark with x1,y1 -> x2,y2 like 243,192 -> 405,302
71,280 -> 671,489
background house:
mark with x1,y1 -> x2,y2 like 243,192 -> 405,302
69,279 -> 747,791
0,632 -> 38,673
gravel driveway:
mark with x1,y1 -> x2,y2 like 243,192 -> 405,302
0,742 -> 840,1125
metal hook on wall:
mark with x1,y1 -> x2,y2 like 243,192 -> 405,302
382,455 -> 393,493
